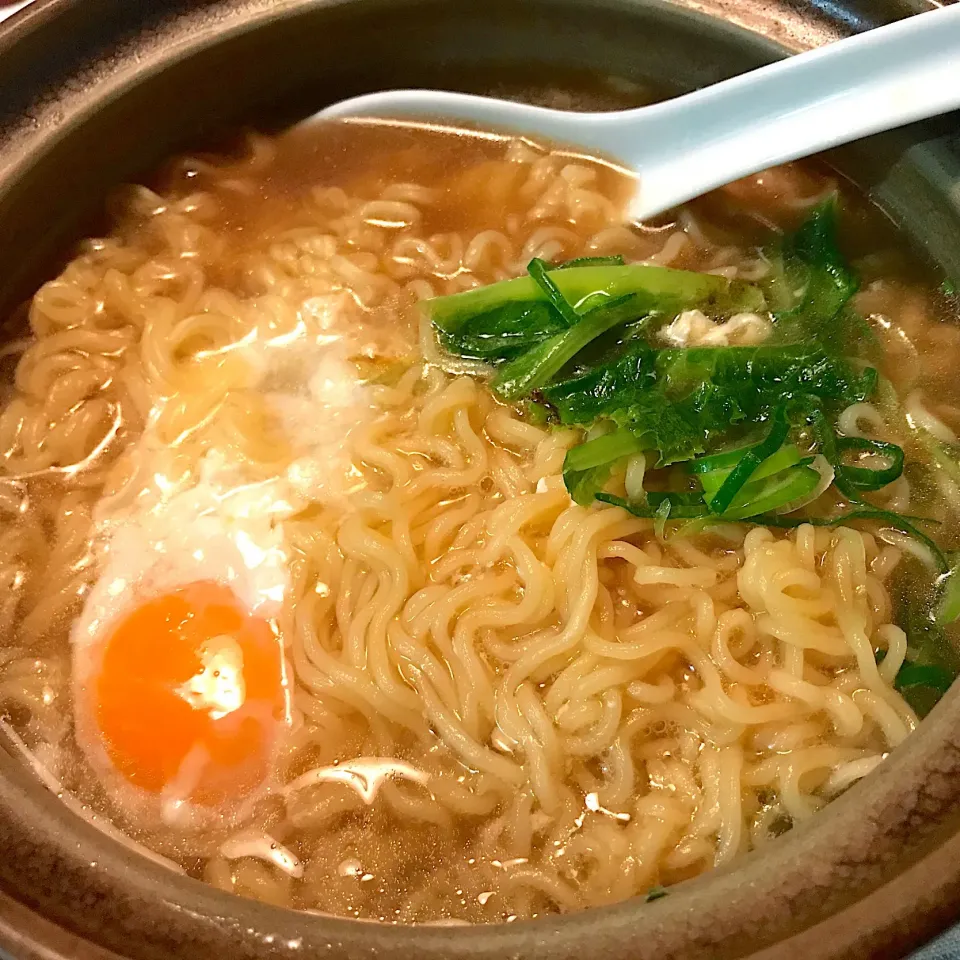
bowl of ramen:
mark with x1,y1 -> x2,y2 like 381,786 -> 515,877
2,0 -> 960,958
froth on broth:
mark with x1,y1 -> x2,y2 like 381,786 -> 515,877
0,99 -> 958,926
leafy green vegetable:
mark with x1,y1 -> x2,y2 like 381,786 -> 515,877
653,346 -> 876,412
425,263 -> 764,333
427,207 -> 958,716
428,208 -> 933,560
563,428 -> 646,506
556,255 -> 625,270
545,344 -> 870,428
764,195 -> 869,354
646,886 -> 668,902
541,344 -> 875,480
492,294 -> 640,401
608,392 -> 707,466
436,301 -> 566,361
541,343 -> 653,424
598,491 -> 711,520
936,555 -> 960,626
890,560 -> 960,716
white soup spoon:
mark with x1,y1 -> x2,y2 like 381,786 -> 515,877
316,5 -> 960,220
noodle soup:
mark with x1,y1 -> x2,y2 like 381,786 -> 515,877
0,114 -> 957,924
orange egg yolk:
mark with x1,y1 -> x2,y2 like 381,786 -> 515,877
93,581 -> 287,807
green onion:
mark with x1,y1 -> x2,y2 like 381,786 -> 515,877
690,441 -> 762,475
696,442 -> 820,521
834,435 -> 904,490
757,506 -> 947,573
695,443 -> 807,484
706,409 -> 790,515
808,406 -> 905,496
597,491 -> 711,520
713,464 -> 821,521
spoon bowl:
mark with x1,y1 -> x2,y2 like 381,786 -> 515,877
319,4 -> 960,220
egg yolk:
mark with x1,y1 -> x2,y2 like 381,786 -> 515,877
93,581 -> 287,807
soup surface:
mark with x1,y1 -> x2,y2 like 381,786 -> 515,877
1,96 -> 959,924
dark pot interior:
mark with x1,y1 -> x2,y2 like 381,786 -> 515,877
1,1 -> 960,958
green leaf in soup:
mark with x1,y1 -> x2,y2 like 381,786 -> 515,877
562,427 -> 646,505
545,343 -> 876,476
435,300 -> 566,361
541,343 -> 655,424
936,554 -> 960,627
597,491 -> 712,520
763,195 -> 869,354
543,345 -> 707,466
609,391 -> 706,466
544,344 -> 871,437
888,557 -> 960,716
654,345 -> 876,412
492,294 -> 641,401
712,462 -> 820,520
676,379 -> 748,436
424,263 -> 765,334
555,255 -> 626,270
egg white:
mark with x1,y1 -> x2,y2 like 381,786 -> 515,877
71,451 -> 299,831
70,310 -> 385,832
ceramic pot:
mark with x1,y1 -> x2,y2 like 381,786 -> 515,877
0,2 -> 957,958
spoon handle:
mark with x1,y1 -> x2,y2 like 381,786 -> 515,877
619,5 -> 960,218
